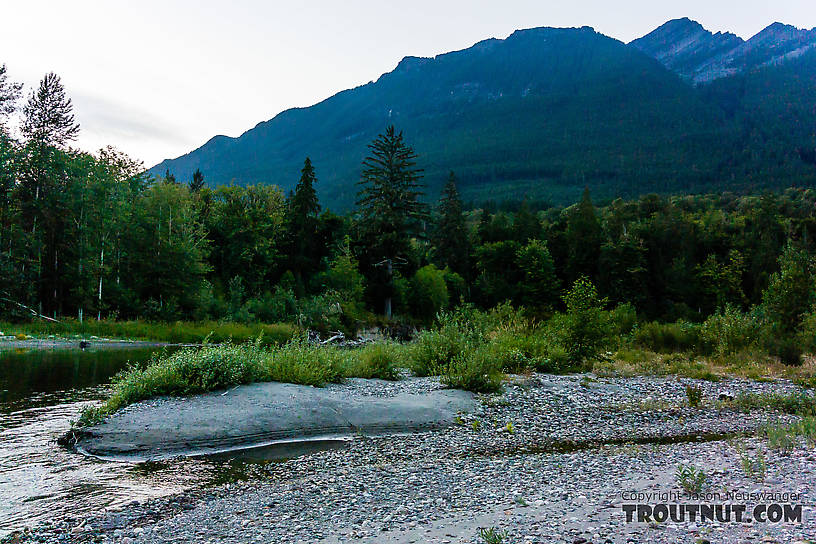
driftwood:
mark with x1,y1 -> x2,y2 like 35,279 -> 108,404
0,294 -> 61,323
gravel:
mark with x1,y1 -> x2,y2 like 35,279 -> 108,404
6,373 -> 815,544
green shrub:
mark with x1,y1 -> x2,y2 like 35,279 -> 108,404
797,416 -> 816,445
760,243 -> 815,334
442,269 -> 467,308
409,265 -> 449,321
409,327 -> 468,377
78,339 -> 349,426
701,305 -> 761,355
486,328 -> 548,373
634,321 -> 704,354
79,344 -> 268,425
558,278 -> 611,364
765,336 -> 803,367
663,355 -> 720,381
762,417 -> 816,455
609,302 -> 638,336
245,287 -> 297,323
534,344 -> 574,373
738,446 -> 766,482
479,527 -> 509,544
440,348 -> 503,394
310,246 -> 368,330
685,384 -> 703,408
799,312 -> 816,353
675,464 -> 707,494
408,305 -> 490,376
766,425 -> 797,454
347,343 -> 401,381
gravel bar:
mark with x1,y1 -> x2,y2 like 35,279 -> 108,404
7,373 -> 816,544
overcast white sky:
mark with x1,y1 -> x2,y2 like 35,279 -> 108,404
2,0 -> 815,168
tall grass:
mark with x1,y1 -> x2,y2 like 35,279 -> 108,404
77,337 -> 406,426
345,342 -> 403,381
0,319 -> 297,345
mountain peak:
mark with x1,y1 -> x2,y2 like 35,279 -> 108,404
633,18 -> 816,83
750,21 -> 814,44
393,55 -> 432,74
663,17 -> 705,32
631,18 -> 743,80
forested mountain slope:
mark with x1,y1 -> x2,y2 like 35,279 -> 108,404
151,23 -> 816,209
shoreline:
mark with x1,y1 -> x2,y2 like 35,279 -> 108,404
0,337 -> 198,350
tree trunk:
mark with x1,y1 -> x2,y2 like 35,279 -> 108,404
384,258 -> 392,319
97,247 -> 104,321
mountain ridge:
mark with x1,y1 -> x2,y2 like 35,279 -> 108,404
150,20 -> 816,209
631,18 -> 816,83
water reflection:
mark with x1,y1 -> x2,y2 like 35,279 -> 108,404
0,345 -> 328,538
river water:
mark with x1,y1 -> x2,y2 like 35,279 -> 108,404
0,345 -> 275,538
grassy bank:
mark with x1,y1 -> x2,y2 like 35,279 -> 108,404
77,339 -> 406,426
78,300 -> 607,426
0,319 -> 298,346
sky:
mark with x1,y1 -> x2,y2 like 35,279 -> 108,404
2,1 -> 815,169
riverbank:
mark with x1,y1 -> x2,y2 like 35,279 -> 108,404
0,336 -> 180,350
0,319 -> 298,346
7,373 -> 816,543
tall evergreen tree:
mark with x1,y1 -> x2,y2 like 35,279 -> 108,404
287,157 -> 321,288
565,187 -> 601,282
290,158 -> 320,224
355,126 -> 427,316
18,73 -> 80,315
189,169 -> 205,192
433,171 -> 470,275
21,73 -> 79,148
476,208 -> 492,243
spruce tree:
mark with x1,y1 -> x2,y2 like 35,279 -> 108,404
291,158 -> 320,224
22,73 -> 79,148
433,171 -> 470,275
19,73 -> 80,315
189,169 -> 205,192
287,157 -> 321,287
356,126 -> 427,316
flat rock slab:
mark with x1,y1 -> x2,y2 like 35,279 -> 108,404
76,381 -> 474,461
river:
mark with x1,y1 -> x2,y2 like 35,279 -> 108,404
0,344 -> 272,538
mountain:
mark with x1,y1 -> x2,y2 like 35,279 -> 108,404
629,18 -> 743,82
631,18 -> 816,83
151,22 -> 816,209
